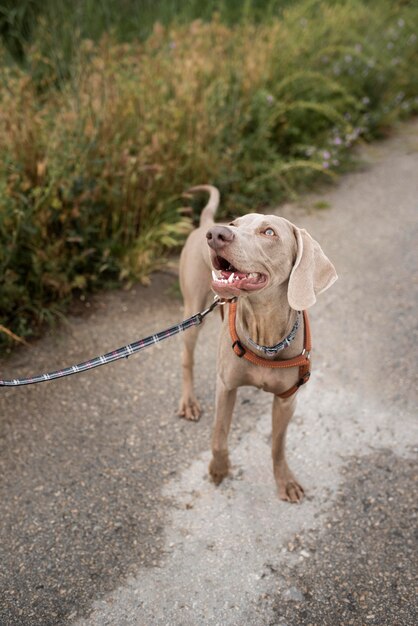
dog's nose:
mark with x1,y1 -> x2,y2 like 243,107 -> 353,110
206,226 -> 235,250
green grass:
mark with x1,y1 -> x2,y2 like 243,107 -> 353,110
0,0 -> 294,66
0,0 -> 417,346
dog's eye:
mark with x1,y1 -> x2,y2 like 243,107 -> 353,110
229,222 -> 237,227
263,228 -> 276,237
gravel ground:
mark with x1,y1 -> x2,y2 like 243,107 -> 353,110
0,120 -> 417,625
269,450 -> 418,626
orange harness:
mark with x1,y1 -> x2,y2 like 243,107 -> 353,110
228,301 -> 312,399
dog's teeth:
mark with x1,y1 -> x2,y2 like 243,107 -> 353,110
212,270 -> 218,281
249,272 -> 258,278
228,273 -> 235,283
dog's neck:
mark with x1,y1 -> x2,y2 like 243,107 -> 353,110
236,287 -> 298,348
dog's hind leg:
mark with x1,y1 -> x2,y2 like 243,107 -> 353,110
271,394 -> 304,503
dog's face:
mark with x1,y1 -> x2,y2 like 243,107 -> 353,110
207,213 -> 337,310
207,214 -> 294,296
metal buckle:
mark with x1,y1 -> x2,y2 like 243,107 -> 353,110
264,347 -> 279,356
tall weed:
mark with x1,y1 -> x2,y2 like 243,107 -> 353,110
0,0 -> 417,345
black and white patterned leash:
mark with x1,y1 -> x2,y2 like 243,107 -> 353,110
0,298 -> 223,387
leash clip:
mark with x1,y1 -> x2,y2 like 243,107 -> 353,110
199,297 -> 222,320
216,296 -> 237,305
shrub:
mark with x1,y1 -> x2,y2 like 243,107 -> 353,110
0,0 -> 417,345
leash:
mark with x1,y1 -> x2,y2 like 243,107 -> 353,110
0,298 -> 224,388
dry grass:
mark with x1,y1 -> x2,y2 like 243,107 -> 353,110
1,1 -> 417,344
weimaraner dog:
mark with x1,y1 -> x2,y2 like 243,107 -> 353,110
178,185 -> 337,502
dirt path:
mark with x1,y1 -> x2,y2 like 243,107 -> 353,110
1,121 -> 417,626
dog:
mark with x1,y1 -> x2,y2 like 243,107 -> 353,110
178,185 -> 337,502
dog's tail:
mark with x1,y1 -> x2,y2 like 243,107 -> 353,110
186,185 -> 220,228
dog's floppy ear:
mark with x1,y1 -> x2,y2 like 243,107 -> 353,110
287,227 -> 337,310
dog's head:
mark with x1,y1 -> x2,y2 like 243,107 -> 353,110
206,214 -> 337,310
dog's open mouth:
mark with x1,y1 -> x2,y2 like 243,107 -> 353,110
210,254 -> 268,294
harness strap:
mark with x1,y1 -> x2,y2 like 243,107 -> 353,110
228,301 -> 311,398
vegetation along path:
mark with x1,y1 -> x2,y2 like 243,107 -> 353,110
0,120 -> 417,625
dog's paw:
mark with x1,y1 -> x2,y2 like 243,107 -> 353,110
178,396 -> 201,421
209,455 -> 230,485
274,463 -> 304,503
277,478 -> 305,503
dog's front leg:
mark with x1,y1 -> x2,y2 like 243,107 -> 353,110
271,394 -> 304,503
178,321 -> 203,421
209,375 -> 237,485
